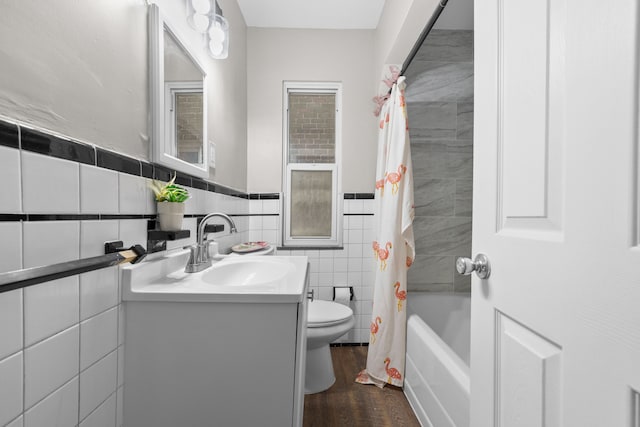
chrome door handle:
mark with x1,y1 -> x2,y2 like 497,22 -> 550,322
456,254 -> 491,279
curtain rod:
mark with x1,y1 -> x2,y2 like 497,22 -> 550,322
400,0 -> 449,75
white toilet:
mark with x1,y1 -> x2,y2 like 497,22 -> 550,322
305,299 -> 355,394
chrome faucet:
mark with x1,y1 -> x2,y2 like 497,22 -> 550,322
185,212 -> 237,273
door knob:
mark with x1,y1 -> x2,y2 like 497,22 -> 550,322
456,254 -> 491,279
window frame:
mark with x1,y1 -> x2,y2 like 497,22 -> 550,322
282,81 -> 343,247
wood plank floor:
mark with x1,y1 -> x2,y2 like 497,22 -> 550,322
303,346 -> 421,427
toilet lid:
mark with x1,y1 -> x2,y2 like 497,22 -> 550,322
307,300 -> 353,328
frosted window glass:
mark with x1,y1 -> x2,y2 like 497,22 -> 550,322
291,170 -> 332,237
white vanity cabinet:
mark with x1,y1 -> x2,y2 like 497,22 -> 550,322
121,253 -> 309,427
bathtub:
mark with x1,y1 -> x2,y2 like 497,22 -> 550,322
404,293 -> 471,427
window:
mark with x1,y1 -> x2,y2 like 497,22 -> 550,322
164,81 -> 204,165
283,82 -> 342,247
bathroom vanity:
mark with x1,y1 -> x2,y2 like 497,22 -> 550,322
121,250 -> 309,427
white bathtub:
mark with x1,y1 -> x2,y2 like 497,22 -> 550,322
404,293 -> 471,427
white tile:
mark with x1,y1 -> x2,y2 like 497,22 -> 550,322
117,346 -> 124,387
250,215 -> 263,231
262,216 -> 278,230
347,243 -> 364,258
24,276 -> 79,346
262,199 -> 280,214
119,173 -> 152,215
80,307 -> 118,371
347,271 -> 363,287
0,145 -> 21,213
118,305 -> 125,346
318,257 -> 333,273
24,378 -> 78,427
318,272 -> 332,286
22,152 -> 79,213
333,257 -> 349,273
362,199 -> 375,214
118,219 -> 147,250
0,222 -> 23,273
318,250 -> 333,258
349,215 -> 363,230
363,215 -> 374,230
80,165 -> 118,214
25,326 -> 79,408
6,415 -> 23,427
80,220 -> 119,258
317,286 -> 333,301
262,230 -> 278,245
0,352 -> 23,426
333,272 -> 348,284
349,229 -> 364,245
79,351 -> 117,420
116,386 -> 123,427
348,257 -> 363,272
23,221 -> 80,268
249,199 -> 262,215
80,267 -> 118,321
0,289 -> 23,359
80,393 -> 116,427
248,230 -> 261,241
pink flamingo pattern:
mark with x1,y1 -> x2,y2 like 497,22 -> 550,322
384,357 -> 402,383
370,316 -> 382,344
386,164 -> 407,195
376,242 -> 392,271
375,177 -> 385,197
372,241 -> 379,260
393,281 -> 407,312
406,256 -> 414,268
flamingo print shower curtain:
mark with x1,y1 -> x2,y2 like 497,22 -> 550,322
357,76 -> 415,388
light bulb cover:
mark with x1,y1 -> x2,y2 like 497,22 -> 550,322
190,0 -> 211,14
207,14 -> 229,59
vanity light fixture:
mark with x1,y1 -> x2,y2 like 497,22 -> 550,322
186,0 -> 229,59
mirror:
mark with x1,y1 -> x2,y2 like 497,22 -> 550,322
149,4 -> 208,178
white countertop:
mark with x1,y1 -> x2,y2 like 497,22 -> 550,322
121,249 -> 309,303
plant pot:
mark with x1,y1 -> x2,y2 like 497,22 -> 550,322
157,202 -> 185,231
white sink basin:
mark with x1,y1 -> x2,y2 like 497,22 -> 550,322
121,249 -> 308,303
200,259 -> 293,287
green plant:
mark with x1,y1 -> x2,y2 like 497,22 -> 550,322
150,174 -> 190,203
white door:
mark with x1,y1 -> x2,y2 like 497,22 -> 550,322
471,0 -> 640,425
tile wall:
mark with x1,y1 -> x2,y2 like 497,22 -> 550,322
0,119 -> 248,427
404,29 -> 474,293
249,196 -> 376,344
0,116 -> 374,426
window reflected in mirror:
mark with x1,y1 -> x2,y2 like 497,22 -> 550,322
162,24 -> 206,169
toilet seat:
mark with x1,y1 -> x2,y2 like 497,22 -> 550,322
307,300 -> 353,328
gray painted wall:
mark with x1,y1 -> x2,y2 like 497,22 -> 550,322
404,30 -> 474,292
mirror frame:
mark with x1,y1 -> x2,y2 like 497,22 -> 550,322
149,4 -> 209,178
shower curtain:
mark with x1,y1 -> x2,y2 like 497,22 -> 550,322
357,75 -> 415,388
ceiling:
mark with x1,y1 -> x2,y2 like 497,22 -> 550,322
235,0 -> 386,29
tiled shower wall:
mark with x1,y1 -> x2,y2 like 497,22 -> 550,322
404,29 -> 474,293
0,119 -> 248,427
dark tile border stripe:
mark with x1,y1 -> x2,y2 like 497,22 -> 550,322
0,121 -> 19,149
21,128 -> 95,165
344,193 -> 375,200
97,148 -> 141,176
2,119 -> 374,205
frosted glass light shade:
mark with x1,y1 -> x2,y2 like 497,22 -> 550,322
207,14 -> 229,59
191,0 -> 211,14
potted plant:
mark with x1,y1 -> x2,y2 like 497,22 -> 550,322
150,174 -> 190,231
